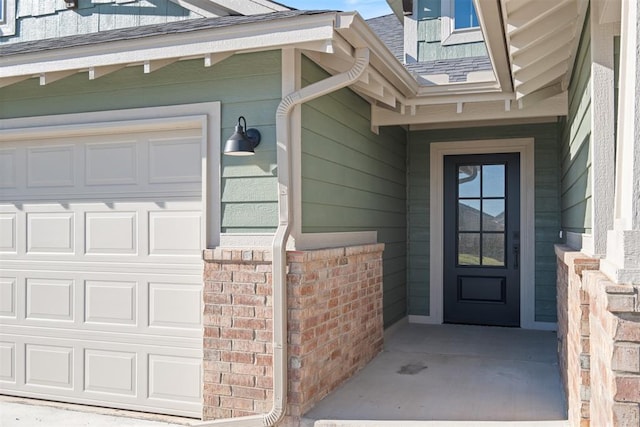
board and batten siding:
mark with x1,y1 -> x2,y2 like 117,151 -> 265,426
0,0 -> 201,45
300,57 -> 408,328
0,51 -> 281,234
415,0 -> 487,61
559,16 -> 592,236
407,123 -> 562,322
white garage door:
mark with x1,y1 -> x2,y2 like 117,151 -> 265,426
0,127 -> 205,417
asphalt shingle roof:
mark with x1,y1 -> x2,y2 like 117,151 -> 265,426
365,14 -> 404,62
0,10 -> 333,57
365,13 -> 493,83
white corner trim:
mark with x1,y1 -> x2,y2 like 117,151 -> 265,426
429,138 -> 536,329
0,0 -> 16,36
440,0 -> 483,46
0,102 -> 221,248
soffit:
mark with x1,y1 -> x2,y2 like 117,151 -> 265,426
500,0 -> 588,101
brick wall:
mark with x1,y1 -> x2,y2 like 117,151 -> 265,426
287,244 -> 385,417
201,244 -> 385,422
556,245 -> 640,427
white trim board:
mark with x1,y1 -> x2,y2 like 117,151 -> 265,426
426,138 -> 539,329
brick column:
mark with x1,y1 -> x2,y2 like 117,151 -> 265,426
556,245 -> 600,427
583,271 -> 640,426
202,249 -> 274,420
201,244 -> 385,423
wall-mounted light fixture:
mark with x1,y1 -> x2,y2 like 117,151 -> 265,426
64,0 -> 78,9
223,116 -> 261,156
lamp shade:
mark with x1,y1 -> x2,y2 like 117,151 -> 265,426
223,117 -> 261,156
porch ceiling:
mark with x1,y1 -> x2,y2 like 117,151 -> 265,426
499,0 -> 588,102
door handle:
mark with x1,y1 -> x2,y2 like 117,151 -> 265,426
513,244 -> 520,269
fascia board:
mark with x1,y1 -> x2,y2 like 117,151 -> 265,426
336,13 -> 418,96
0,14 -> 336,79
474,0 -> 513,92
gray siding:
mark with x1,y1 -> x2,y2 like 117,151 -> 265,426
407,123 -> 562,322
300,57 -> 408,328
415,0 -> 487,61
1,0 -> 201,45
559,16 -> 592,235
0,51 -> 282,233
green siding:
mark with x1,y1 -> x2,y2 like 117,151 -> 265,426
560,16 -> 592,234
416,0 -> 487,61
1,0 -> 200,45
0,51 -> 282,233
300,57 -> 408,328
407,123 -> 562,322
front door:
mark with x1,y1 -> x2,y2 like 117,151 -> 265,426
443,153 -> 520,326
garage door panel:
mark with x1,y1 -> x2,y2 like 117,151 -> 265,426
85,141 -> 138,186
0,129 -> 202,202
4,271 -> 201,338
0,148 -> 18,189
1,127 -> 204,416
148,354 -> 202,403
149,211 -> 202,256
0,213 -> 17,252
27,145 -> 76,188
25,344 -> 74,389
149,283 -> 202,329
84,349 -> 137,396
0,342 -> 16,383
85,212 -> 137,255
1,335 -> 202,416
85,280 -> 137,325
26,212 -> 75,254
0,277 -> 17,318
149,138 -> 202,184
26,278 -> 74,322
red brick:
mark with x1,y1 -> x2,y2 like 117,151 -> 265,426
615,375 -> 640,402
233,271 -> 267,284
232,386 -> 267,400
221,351 -> 254,364
233,294 -> 266,306
222,373 -> 255,387
221,328 -> 254,340
226,282 -> 256,295
233,317 -> 266,330
220,396 -> 254,411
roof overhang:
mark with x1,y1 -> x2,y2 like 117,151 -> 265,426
0,8 -> 571,128
478,0 -> 588,104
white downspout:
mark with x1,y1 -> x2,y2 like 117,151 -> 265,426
198,47 -> 369,427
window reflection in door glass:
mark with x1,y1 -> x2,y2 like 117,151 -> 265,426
482,164 -> 505,197
458,233 -> 480,265
458,165 -> 480,197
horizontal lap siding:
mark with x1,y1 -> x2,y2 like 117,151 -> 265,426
2,0 -> 199,44
300,57 -> 408,328
0,51 -> 282,233
560,17 -> 592,235
408,123 -> 561,322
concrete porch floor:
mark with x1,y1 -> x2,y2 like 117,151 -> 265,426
302,323 -> 568,426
